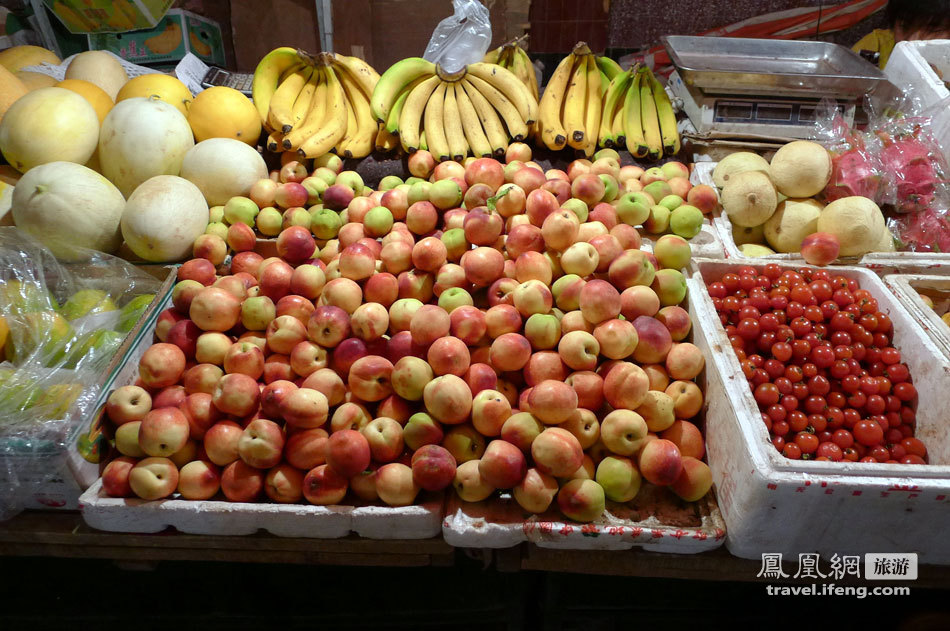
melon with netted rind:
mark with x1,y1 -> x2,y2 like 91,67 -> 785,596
816,196 -> 885,257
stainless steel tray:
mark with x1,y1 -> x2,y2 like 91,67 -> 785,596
661,35 -> 887,97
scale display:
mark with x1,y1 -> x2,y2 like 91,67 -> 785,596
712,99 -> 842,127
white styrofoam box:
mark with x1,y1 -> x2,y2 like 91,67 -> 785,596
884,274 -> 950,359
690,258 -> 950,563
80,480 -> 443,538
884,40 -> 950,164
442,490 -> 725,552
713,207 -> 950,274
79,275 -> 443,539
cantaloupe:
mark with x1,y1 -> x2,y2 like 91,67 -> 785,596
769,140 -> 832,198
764,198 -> 823,253
65,51 -> 128,100
722,171 -> 778,227
816,196 -> 885,256
712,152 -> 770,188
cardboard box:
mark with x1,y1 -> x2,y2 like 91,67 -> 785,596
87,9 -> 224,67
43,0 -> 173,34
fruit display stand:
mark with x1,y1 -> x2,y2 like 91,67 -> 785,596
76,283 -> 443,539
883,274 -> 950,360
689,258 -> 950,563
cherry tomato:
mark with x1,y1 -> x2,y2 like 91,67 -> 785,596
783,442 -> 802,459
833,429 -> 854,449
885,363 -> 909,383
795,431 -> 819,454
761,413 -> 772,432
888,443 -> 907,461
787,301 -> 805,319
781,395 -> 799,412
756,331 -> 777,353
771,342 -> 793,362
808,413 -> 828,434
804,395 -> 827,415
817,442 -> 843,461
901,437 -> 927,458
830,330 -> 852,346
842,447 -> 860,462
774,377 -> 793,395
785,365 -> 804,383
791,339 -> 812,359
833,290 -> 855,307
902,454 -> 927,465
860,456 -> 879,463
772,420 -> 790,437
768,404 -> 787,423
775,325 -> 795,344
866,394 -> 886,415
764,264 -> 782,279
708,282 -> 727,299
843,408 -> 862,429
827,392 -> 847,410
894,382 -> 917,402
808,375 -> 831,396
876,313 -> 892,333
841,374 -> 861,393
792,382 -> 809,400
790,316 -> 812,337
854,420 -> 885,447
752,368 -> 770,387
738,305 -> 761,321
754,382 -> 780,406
772,435 -> 786,451
804,305 -> 824,322
847,391 -> 867,409
860,376 -> 880,395
803,363 -> 819,379
870,445 -> 890,462
830,360 -> 850,380
811,346 -> 835,368
758,313 -> 779,332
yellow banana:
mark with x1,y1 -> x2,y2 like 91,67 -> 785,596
465,74 -> 528,141
612,98 -> 626,147
292,66 -> 321,127
419,129 -> 427,152
640,69 -> 663,160
461,78 -> 508,157
442,82 -> 468,161
385,76 -> 426,135
281,69 -> 328,151
372,57 -> 436,123
624,69 -> 648,158
538,53 -> 575,150
376,123 -> 399,152
335,89 -> 358,155
595,55 -> 623,80
397,74 -> 442,153
266,129 -> 285,153
515,47 -> 539,101
649,70 -> 681,156
484,45 -> 501,65
454,80 -> 493,157
562,55 -> 588,150
465,62 -> 537,125
338,67 -> 378,158
424,82 -> 450,162
584,54 -> 601,157
268,63 -> 312,133
600,69 -> 631,147
296,66 -> 349,158
252,47 -> 305,123
331,53 -> 379,99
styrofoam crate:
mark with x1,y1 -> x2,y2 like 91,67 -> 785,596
884,274 -> 950,360
884,40 -> 950,165
690,258 -> 950,563
442,284 -> 727,553
78,275 -> 443,539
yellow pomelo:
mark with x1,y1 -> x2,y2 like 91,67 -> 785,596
0,45 -> 61,73
187,86 -> 261,146
116,74 -> 192,117
56,79 -> 113,123
15,70 -> 56,90
0,65 -> 28,120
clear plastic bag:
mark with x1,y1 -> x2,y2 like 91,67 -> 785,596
813,97 -> 888,206
423,0 -> 492,74
0,228 -> 160,519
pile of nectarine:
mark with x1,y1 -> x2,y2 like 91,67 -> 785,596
100,144 -> 713,522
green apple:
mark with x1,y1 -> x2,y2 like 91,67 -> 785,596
524,313 -> 561,350
615,192 -> 651,226
408,180 -> 432,205
60,289 -> 117,321
206,222 -> 228,240
658,194 -> 684,211
441,228 -> 468,261
669,205 -> 704,239
256,207 -> 283,236
379,175 -> 403,191
599,174 -> 619,203
594,148 -> 621,162
644,205 -> 671,234
209,205 -> 225,223
311,207 -> 343,240
438,287 -> 473,313
116,294 -> 155,333
595,456 -> 641,502
653,235 -> 691,270
562,198 -> 589,223
643,180 -> 672,202
364,205 -> 394,237
651,269 -> 687,306
313,167 -> 337,186
223,196 -> 259,226
336,171 -> 364,196
429,179 -> 462,210
301,176 -> 328,205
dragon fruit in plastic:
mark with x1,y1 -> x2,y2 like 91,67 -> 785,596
890,209 -> 950,252
823,146 -> 883,203
881,136 -> 940,213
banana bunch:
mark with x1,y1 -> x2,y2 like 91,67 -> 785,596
536,42 -> 623,156
484,40 -> 539,102
600,64 -> 680,160
252,47 -> 381,159
370,57 -> 538,160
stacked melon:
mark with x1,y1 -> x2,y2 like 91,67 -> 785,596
717,140 -> 892,259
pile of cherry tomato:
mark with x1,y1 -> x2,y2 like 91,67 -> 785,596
707,264 -> 928,465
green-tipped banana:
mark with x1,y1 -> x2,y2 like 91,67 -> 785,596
252,47 -> 306,123
397,74 -> 441,152
595,55 -> 622,80
371,57 -> 436,123
599,69 -> 632,148
640,71 -> 663,161
623,69 -> 648,158
650,71 -> 681,156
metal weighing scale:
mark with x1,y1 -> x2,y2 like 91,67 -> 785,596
661,36 -> 892,141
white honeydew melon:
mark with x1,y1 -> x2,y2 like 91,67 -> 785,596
712,152 -> 770,189
12,161 -> 125,255
179,138 -> 268,206
816,196 -> 886,257
0,87 -> 99,172
121,175 -> 209,262
99,97 -> 195,197
764,198 -> 824,253
722,170 -> 777,227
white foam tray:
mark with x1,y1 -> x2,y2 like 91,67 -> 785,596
691,258 -> 950,563
884,274 -> 950,360
885,40 -> 950,165
80,479 -> 443,538
442,490 -> 725,552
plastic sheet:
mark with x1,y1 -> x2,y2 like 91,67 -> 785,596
422,0 -> 492,74
0,228 -> 160,520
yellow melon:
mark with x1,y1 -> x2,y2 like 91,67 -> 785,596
0,45 -> 61,73
0,64 -> 28,121
187,86 -> 261,146
56,79 -> 114,123
65,51 -> 128,100
116,74 -> 192,117
15,70 -> 57,91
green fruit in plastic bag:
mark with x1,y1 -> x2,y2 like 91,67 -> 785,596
116,294 -> 155,333
63,329 -> 123,369
60,289 -> 117,320
0,280 -> 59,314
4,311 -> 74,365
